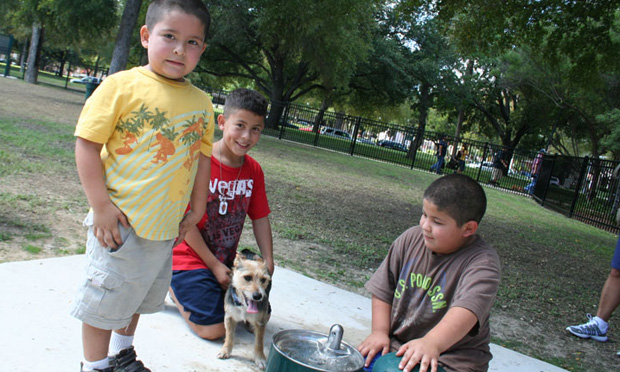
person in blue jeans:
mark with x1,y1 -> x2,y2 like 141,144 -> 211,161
524,149 -> 545,195
429,136 -> 448,174
565,163 -> 620,356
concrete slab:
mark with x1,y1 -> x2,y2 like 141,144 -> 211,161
0,256 -> 568,372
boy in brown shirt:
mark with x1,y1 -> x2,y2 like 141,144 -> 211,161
358,174 -> 501,372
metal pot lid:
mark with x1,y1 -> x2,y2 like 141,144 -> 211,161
271,324 -> 364,372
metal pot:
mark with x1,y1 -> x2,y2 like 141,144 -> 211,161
265,324 -> 365,372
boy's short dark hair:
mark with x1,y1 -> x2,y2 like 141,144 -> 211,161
224,88 -> 269,118
145,0 -> 210,40
423,174 -> 487,225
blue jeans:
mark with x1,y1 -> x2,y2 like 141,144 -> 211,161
525,175 -> 538,195
430,156 -> 445,174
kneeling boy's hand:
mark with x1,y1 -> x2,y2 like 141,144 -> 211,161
176,209 -> 202,246
395,339 -> 441,372
357,332 -> 390,368
212,261 -> 232,290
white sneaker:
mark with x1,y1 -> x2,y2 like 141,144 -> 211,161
566,314 -> 608,342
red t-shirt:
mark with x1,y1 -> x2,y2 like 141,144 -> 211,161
172,154 -> 270,270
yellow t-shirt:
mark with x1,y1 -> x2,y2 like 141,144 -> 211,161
75,67 -> 215,240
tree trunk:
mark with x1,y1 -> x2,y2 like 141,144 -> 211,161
313,93 -> 334,133
20,39 -> 27,73
452,108 -> 465,156
94,55 -> 100,77
407,82 -> 430,160
57,50 -> 67,78
109,0 -> 143,74
585,116 -> 603,201
25,23 -> 44,84
266,70 -> 286,129
452,60 -> 473,157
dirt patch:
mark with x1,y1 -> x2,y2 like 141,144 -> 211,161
1,76 -> 618,372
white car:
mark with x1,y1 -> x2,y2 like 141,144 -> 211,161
70,76 -> 100,84
550,176 -> 560,186
467,162 -> 494,172
319,127 -> 352,139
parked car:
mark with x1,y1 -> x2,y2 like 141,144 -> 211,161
70,76 -> 101,84
320,127 -> 352,139
356,137 -> 375,145
377,140 -> 408,152
279,121 -> 300,129
467,161 -> 494,172
550,176 -> 560,186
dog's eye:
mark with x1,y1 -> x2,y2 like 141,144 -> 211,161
260,278 -> 267,284
244,275 -> 252,282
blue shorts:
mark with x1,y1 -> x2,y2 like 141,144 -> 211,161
170,269 -> 225,326
612,235 -> 620,270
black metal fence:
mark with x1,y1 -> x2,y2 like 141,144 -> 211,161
533,156 -> 620,233
203,90 -> 620,234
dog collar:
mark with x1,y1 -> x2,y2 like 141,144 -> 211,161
230,286 -> 244,307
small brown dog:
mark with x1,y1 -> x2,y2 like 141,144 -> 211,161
217,249 -> 272,369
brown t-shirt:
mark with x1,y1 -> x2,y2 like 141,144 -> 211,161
365,226 -> 501,372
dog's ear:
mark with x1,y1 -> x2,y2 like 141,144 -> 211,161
233,252 -> 245,268
240,248 -> 260,261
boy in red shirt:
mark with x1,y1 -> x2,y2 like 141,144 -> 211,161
170,88 -> 274,341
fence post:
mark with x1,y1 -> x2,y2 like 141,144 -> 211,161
540,154 -> 558,206
569,156 -> 590,217
409,126 -> 423,169
278,102 -> 290,140
349,116 -> 362,156
476,143 -> 489,182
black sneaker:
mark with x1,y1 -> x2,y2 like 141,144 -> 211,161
79,362 -> 114,372
109,346 -> 151,372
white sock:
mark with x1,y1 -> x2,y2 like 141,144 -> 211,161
109,332 -> 134,356
82,357 -> 110,371
593,316 -> 609,333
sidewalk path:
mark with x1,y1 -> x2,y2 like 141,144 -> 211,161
0,256 -> 568,372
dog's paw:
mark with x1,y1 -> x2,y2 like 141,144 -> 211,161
254,356 -> 267,370
217,349 -> 231,359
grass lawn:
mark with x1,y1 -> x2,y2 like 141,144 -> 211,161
1,63 -> 87,92
0,77 -> 618,371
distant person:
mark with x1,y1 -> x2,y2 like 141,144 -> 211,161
489,147 -> 509,186
170,88 -> 274,341
430,136 -> 448,175
565,163 -> 620,356
454,144 -> 468,174
358,174 -> 501,372
524,149 -> 545,195
70,1 -> 214,371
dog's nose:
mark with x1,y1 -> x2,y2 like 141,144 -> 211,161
252,293 -> 263,301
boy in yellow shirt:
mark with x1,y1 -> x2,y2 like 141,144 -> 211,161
70,1 -> 214,371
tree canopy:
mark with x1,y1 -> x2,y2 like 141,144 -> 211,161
3,0 -> 620,159
198,0 -> 381,127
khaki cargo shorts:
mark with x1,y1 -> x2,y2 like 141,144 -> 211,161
70,212 -> 174,330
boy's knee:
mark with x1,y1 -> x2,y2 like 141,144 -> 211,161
192,322 -> 225,340
609,268 -> 620,279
